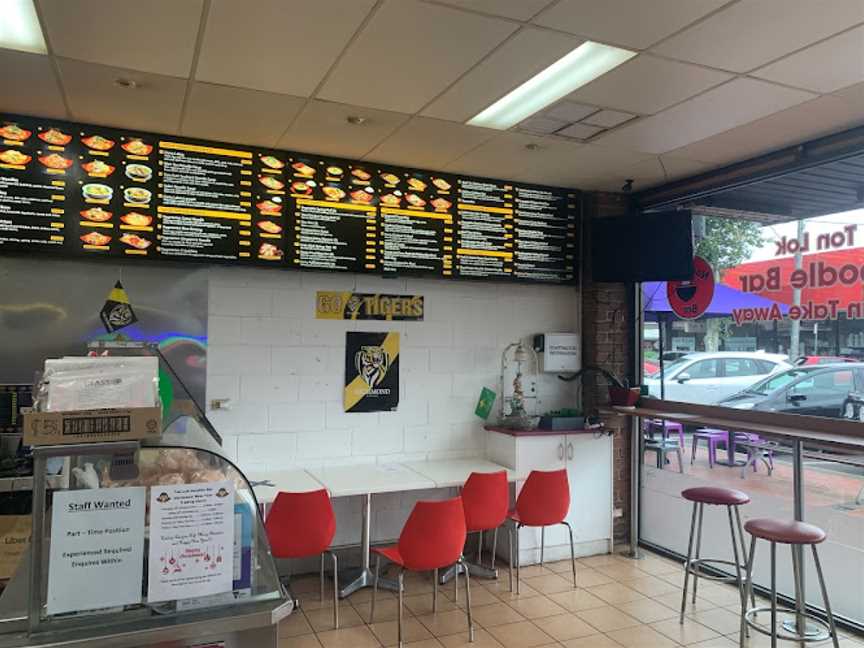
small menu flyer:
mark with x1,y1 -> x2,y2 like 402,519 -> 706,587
157,140 -> 254,262
455,178 -> 515,279
378,167 -> 455,276
147,481 -> 235,603
47,487 -> 146,615
513,186 -> 576,283
288,155 -> 376,273
0,119 -> 72,252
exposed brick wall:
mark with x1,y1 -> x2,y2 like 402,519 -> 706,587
580,192 -> 633,545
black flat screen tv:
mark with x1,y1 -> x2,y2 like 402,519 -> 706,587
591,209 -> 693,282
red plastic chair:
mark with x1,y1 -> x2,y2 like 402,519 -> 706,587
265,489 -> 339,628
462,470 -> 509,569
509,469 -> 576,593
370,497 -> 474,647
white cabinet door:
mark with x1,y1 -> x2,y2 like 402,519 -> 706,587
565,435 -> 613,548
513,434 -> 566,558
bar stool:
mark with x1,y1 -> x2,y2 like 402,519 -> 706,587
509,469 -> 576,594
741,518 -> 840,648
265,489 -> 339,628
680,487 -> 752,624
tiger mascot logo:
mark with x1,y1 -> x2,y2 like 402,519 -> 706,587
355,345 -> 390,388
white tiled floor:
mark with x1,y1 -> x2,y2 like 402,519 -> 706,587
277,551 -> 864,647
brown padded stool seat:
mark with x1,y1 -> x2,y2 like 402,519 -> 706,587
681,486 -> 750,506
744,518 -> 826,545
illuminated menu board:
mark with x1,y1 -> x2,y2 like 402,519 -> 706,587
0,114 -> 578,284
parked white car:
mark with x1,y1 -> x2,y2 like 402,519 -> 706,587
644,352 -> 792,404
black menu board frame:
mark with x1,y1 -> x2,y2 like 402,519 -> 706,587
0,113 -> 579,286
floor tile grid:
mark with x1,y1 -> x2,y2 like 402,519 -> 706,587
277,551 -> 864,648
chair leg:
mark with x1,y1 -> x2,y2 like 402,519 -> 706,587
676,446 -> 684,473
692,503 -> 704,604
477,530 -> 483,565
562,521 -> 577,588
811,545 -> 840,648
515,523 -> 522,594
540,527 -> 545,566
770,541 -> 777,648
370,553 -> 380,624
330,551 -> 339,629
708,439 -> 716,468
398,569 -> 405,648
433,567 -> 439,614
680,501 -> 698,624
691,435 -> 698,465
454,556 -> 459,602
491,527 -> 499,570
734,506 -> 756,613
460,558 -> 475,643
508,524 -> 514,592
320,552 -> 325,603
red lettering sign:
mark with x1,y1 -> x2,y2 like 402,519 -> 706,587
667,256 -> 714,320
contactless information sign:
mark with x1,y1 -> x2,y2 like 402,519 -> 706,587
667,256 -> 715,319
0,113 -> 578,285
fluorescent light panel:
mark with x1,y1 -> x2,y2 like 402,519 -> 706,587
467,41 -> 636,130
0,0 -> 47,54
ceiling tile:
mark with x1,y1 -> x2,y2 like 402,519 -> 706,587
833,80 -> 864,104
670,94 -> 864,165
579,155 -> 710,191
653,0 -> 864,73
444,132 -> 545,179
318,0 -> 517,113
557,123 -> 604,139
567,54 -> 732,114
518,116 -> 569,135
0,49 -> 66,119
56,58 -> 186,134
532,0 -> 729,49
595,78 -> 815,154
543,101 -> 598,122
364,117 -> 495,169
582,109 -> 634,128
421,27 -> 582,122
38,0 -> 203,77
432,0 -> 556,21
181,83 -> 306,148
277,100 -> 409,159
196,0 -> 376,97
753,25 -> 864,93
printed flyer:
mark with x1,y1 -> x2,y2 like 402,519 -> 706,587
147,481 -> 235,603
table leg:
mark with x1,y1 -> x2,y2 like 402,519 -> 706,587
716,431 -> 746,467
339,493 -> 398,597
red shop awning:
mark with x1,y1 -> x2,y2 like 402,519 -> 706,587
723,247 -> 864,310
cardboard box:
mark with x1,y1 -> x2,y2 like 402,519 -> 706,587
0,515 -> 30,580
23,407 -> 161,446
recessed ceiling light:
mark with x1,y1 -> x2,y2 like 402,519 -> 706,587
467,41 -> 636,131
346,115 -> 367,126
524,143 -> 541,151
0,0 -> 47,54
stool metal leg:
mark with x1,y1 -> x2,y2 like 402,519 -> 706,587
328,551 -> 339,629
508,524 -> 514,592
477,530 -> 483,565
726,506 -> 745,635
770,541 -> 778,648
691,435 -> 697,465
433,568 -> 439,614
461,558 -> 475,643
692,503 -> 704,604
812,545 -> 840,648
491,527 -> 498,570
791,542 -> 806,645
741,535 -> 757,648
370,553 -> 381,623
320,553 -> 326,604
515,523 -> 522,594
680,501 -> 699,623
734,506 -> 756,612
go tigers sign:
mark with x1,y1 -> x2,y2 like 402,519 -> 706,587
316,291 -> 423,321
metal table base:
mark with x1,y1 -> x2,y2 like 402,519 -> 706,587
338,493 -> 399,598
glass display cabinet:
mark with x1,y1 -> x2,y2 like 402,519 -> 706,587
0,344 -> 292,648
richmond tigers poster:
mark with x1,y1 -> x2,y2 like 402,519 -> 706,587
344,332 -> 399,412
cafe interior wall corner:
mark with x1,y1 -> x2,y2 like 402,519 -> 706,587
205,266 -> 578,543
581,191 -> 632,545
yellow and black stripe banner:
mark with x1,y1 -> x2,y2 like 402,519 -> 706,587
344,332 -> 400,412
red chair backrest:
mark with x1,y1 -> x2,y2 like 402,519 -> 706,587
462,471 -> 509,532
398,497 -> 467,571
515,469 -> 570,526
265,489 -> 336,559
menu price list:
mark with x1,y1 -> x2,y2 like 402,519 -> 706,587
378,167 -> 455,277
455,178 -> 515,279
512,186 -> 577,283
288,155 -> 377,273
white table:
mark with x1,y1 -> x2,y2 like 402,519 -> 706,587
247,469 -> 325,506
404,458 -> 522,488
307,463 -> 436,597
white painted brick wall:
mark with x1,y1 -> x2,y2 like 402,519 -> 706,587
206,267 -> 578,545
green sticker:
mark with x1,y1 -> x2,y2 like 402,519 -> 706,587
475,387 -> 496,420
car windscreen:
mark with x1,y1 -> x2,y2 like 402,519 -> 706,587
649,357 -> 692,379
745,367 -> 816,395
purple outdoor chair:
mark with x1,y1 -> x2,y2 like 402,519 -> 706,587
646,419 -> 685,447
691,428 -> 726,468
735,433 -> 775,478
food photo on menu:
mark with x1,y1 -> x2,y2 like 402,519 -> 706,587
252,152 -> 287,262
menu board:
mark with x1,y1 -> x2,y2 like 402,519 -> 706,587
0,113 -> 579,285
